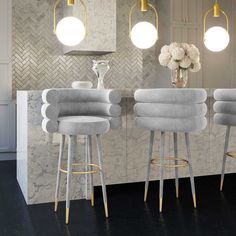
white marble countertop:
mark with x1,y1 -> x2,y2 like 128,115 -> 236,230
16,88 -> 216,99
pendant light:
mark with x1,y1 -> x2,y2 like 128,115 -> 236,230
203,0 -> 229,52
53,0 -> 87,46
129,0 -> 158,49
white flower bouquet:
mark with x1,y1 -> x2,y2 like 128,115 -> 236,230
159,42 -> 201,72
158,42 -> 201,88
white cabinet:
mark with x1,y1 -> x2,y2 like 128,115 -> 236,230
63,0 -> 116,55
170,0 -> 203,87
0,0 -> 16,155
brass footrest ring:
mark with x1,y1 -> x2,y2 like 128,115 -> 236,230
151,156 -> 189,168
60,163 -> 101,175
226,151 -> 236,158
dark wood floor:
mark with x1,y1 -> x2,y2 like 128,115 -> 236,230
1,161 -> 236,236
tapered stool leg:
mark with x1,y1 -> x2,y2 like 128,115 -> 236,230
88,135 -> 94,206
96,134 -> 108,218
159,131 -> 165,213
144,131 -> 155,202
173,133 -> 179,198
185,133 -> 196,208
65,135 -> 76,224
85,136 -> 89,200
54,134 -> 65,212
220,126 -> 231,191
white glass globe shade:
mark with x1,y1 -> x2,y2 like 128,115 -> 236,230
204,26 -> 230,52
56,16 -> 86,46
130,21 -> 158,49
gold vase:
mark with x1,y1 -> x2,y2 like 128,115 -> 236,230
171,68 -> 188,88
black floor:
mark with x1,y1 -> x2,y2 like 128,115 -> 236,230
1,161 -> 236,236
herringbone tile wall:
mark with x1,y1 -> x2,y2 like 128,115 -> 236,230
12,0 -> 144,97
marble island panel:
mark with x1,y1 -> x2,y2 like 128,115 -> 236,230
16,89 -> 236,205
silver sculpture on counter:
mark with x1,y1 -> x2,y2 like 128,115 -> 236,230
92,60 -> 110,90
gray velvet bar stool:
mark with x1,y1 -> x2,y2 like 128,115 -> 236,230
41,88 -> 121,224
134,89 -> 207,212
213,89 -> 236,191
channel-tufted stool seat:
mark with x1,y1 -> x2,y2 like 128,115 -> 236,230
214,89 -> 236,191
134,88 -> 207,213
58,116 -> 110,135
41,88 -> 121,224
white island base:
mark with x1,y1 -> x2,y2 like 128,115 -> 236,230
17,90 -> 236,205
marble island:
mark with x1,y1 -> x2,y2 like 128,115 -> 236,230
17,89 -> 236,205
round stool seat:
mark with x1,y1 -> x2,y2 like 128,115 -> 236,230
58,116 -> 110,135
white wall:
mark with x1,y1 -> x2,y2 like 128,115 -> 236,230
0,0 -> 16,158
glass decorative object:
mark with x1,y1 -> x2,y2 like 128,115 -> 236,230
171,69 -> 188,88
92,60 -> 110,90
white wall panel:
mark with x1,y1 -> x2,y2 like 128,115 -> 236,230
170,0 -> 202,88
0,101 -> 15,152
0,0 -> 15,154
0,0 -> 11,61
0,64 -> 12,100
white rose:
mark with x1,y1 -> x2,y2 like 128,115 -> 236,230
169,42 -> 181,51
188,46 -> 200,61
171,47 -> 185,60
161,45 -> 170,54
159,53 -> 171,66
192,56 -> 200,63
190,62 -> 201,72
168,59 -> 179,70
179,56 -> 192,69
181,43 -> 190,52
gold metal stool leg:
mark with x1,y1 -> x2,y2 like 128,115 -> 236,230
66,208 -> 70,225
54,199 -> 58,212
159,132 -> 165,213
193,194 -> 197,208
173,133 -> 179,199
159,198 -> 163,213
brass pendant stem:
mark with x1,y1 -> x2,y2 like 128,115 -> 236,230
129,1 -> 158,38
203,1 -> 229,35
53,0 -> 61,34
140,0 -> 148,11
53,0 -> 87,37
67,0 -> 74,6
213,2 -> 220,17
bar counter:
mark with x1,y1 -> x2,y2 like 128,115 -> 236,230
16,89 -> 236,204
